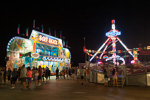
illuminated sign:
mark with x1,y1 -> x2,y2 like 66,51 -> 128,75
38,35 -> 58,45
103,55 -> 108,59
43,56 -> 63,62
147,46 -> 150,50
139,51 -> 150,55
106,30 -> 121,37
30,30 -> 63,47
31,53 -> 39,59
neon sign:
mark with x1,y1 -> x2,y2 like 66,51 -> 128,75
43,56 -> 63,62
103,55 -> 108,59
39,35 -> 58,45
106,30 -> 121,37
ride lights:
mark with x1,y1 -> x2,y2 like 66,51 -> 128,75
98,61 -> 103,64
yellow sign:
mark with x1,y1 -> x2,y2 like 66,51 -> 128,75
63,62 -> 65,66
147,46 -> 150,50
38,35 -> 58,45
60,63 -> 62,66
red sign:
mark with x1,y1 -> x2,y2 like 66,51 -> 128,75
139,51 -> 150,55
103,55 -> 108,59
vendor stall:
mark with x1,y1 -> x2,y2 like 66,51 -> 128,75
6,30 -> 71,74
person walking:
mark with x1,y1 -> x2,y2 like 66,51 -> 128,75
32,67 -> 36,85
56,67 -> 59,80
77,67 -> 80,83
86,68 -> 90,82
71,68 -> 75,80
27,67 -> 32,89
10,68 -> 17,89
59,71 -> 63,79
7,68 -> 12,83
3,68 -> 6,84
45,67 -> 49,81
104,68 -> 109,87
48,69 -> 51,80
20,65 -> 27,90
38,66 -> 42,86
42,68 -> 46,82
66,68 -> 69,80
69,68 -> 72,79
80,66 -> 85,85
62,68 -> 66,79
34,68 -> 39,86
17,67 -> 21,82
112,68 -> 118,87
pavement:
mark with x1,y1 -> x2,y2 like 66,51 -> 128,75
0,76 -> 150,100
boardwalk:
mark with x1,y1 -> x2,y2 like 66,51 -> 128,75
0,76 -> 150,100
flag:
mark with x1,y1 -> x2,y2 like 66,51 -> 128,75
26,27 -> 29,37
54,30 -> 56,37
66,41 -> 68,48
19,53 -> 23,58
63,40 -> 65,47
48,28 -> 51,35
60,30 -> 62,38
33,19 -> 35,28
17,24 -> 20,35
41,24 -> 44,33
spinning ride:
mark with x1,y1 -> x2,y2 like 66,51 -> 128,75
89,20 -> 135,65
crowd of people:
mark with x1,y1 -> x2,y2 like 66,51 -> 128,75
56,67 -> 76,80
0,65 -> 119,89
0,65 -> 85,89
103,67 -> 118,87
54,66 -> 90,85
0,65 -> 51,89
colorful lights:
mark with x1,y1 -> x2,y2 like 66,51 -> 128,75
112,20 -> 115,24
7,29 -> 71,71
106,30 -> 121,37
131,60 -> 135,64
83,46 -> 85,52
103,55 -> 108,59
88,20 -> 135,65
106,20 -> 121,37
116,37 -> 134,57
98,61 -> 103,64
89,38 -> 110,62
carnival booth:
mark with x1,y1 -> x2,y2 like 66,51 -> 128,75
6,30 -> 71,74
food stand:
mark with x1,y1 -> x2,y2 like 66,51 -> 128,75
6,30 -> 71,74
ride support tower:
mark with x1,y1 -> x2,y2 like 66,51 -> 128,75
89,20 -> 135,65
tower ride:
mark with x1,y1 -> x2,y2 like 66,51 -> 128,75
89,20 -> 135,65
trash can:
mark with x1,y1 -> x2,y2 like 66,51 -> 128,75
97,72 -> 104,84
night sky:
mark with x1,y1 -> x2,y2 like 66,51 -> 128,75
1,1 -> 150,66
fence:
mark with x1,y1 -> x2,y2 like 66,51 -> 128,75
88,64 -> 150,87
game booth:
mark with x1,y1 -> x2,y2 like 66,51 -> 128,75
6,30 -> 71,74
